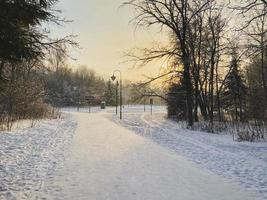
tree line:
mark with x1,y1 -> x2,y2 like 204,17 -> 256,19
125,0 -> 267,141
0,0 -> 150,131
0,0 -> 70,129
0,1 -> 117,130
44,47 -> 114,107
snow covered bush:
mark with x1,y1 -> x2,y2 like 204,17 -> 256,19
167,82 -> 186,120
0,74 -> 59,131
231,121 -> 266,142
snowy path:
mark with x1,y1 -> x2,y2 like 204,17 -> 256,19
109,106 -> 267,199
42,112 -> 261,200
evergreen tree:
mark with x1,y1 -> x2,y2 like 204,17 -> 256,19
246,56 -> 267,120
167,80 -> 187,120
222,54 -> 247,121
103,80 -> 116,106
0,0 -> 58,62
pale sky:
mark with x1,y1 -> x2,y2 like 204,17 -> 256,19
51,0 -> 168,81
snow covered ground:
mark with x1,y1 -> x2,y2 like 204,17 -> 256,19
59,106 -> 103,113
29,111 -> 262,200
0,106 -> 266,199
0,114 -> 77,200
108,105 -> 267,200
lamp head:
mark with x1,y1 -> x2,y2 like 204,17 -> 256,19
111,74 -> 116,81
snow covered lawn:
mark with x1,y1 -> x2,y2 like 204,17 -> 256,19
0,114 -> 77,199
109,105 -> 267,200
59,106 -> 103,113
42,112 -> 261,200
0,107 -> 265,200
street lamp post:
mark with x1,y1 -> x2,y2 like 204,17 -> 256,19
115,81 -> 119,115
111,70 -> 122,120
143,97 -> 146,112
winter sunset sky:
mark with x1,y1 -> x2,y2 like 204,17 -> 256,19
52,0 -> 169,81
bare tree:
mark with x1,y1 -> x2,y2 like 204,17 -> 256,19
232,0 -> 267,29
243,4 -> 267,100
124,0 -> 212,127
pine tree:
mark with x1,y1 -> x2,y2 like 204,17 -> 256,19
103,80 -> 116,106
246,56 -> 267,121
167,80 -> 187,120
222,54 -> 247,121
0,0 -> 60,63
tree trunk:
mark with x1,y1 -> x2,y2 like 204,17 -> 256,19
239,97 -> 243,122
234,97 -> 238,122
194,81 -> 199,122
261,40 -> 267,101
209,58 -> 215,124
193,61 -> 200,122
0,60 -> 4,79
198,92 -> 208,120
183,55 -> 194,127
215,57 -> 222,121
